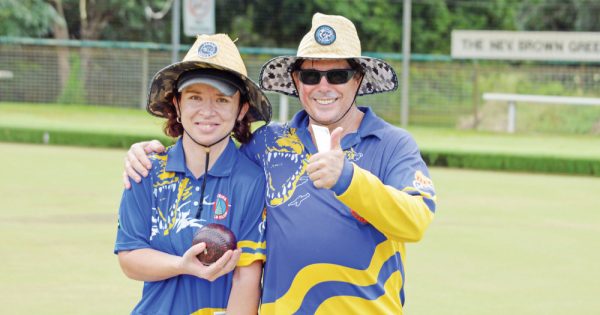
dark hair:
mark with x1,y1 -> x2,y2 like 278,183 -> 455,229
163,91 -> 253,144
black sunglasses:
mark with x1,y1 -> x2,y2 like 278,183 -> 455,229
296,69 -> 357,85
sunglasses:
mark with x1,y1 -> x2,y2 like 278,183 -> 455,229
296,69 -> 357,85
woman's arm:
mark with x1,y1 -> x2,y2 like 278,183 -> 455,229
226,261 -> 263,315
118,243 -> 241,282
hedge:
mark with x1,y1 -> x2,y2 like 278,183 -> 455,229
0,126 -> 174,149
422,150 -> 600,177
2,126 -> 598,177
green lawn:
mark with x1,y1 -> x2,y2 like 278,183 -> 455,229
412,127 -> 600,159
0,143 -> 139,314
0,103 -> 164,136
1,142 -> 599,314
404,168 -> 600,314
2,102 -> 600,160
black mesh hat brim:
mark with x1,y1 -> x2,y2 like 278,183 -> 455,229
148,61 -> 272,124
259,56 -> 398,97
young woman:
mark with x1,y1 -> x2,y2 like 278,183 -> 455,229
114,34 -> 271,315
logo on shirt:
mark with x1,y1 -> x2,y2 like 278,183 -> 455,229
344,147 -> 363,162
213,193 -> 230,220
413,170 -> 434,191
264,127 -> 310,206
350,209 -> 368,224
258,207 -> 267,234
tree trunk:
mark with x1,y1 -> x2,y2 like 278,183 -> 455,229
79,0 -> 112,104
51,0 -> 70,94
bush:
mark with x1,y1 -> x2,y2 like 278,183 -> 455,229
0,126 -> 174,149
422,149 -> 600,177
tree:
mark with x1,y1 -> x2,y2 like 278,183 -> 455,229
0,0 -> 59,37
49,0 -> 71,91
517,0 -> 600,31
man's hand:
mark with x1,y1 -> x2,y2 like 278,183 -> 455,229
179,242 -> 241,282
123,140 -> 166,189
307,127 -> 344,189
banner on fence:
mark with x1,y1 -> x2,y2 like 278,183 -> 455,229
451,30 -> 600,62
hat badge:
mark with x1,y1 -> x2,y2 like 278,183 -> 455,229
197,41 -> 218,58
314,25 -> 336,45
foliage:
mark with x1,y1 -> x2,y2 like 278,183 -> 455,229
2,0 -> 600,53
0,0 -> 59,37
516,0 -> 600,31
0,126 -> 174,148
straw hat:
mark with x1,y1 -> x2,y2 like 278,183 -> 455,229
147,34 -> 272,123
259,13 -> 398,97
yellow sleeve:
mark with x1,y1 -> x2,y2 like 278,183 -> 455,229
336,164 -> 436,242
237,240 -> 266,267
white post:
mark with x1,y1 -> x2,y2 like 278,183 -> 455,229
140,49 -> 149,109
171,0 -> 181,63
279,94 -> 289,123
400,0 -> 412,127
507,101 -> 516,133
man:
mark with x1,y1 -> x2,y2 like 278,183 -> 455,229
124,13 -> 436,314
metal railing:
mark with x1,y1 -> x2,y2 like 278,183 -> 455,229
1,37 -> 599,132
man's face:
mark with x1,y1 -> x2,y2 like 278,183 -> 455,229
292,59 -> 362,125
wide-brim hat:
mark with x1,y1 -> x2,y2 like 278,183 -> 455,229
147,34 -> 272,123
259,13 -> 398,97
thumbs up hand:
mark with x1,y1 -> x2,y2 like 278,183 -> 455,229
307,126 -> 345,189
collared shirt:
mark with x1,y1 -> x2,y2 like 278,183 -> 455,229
115,137 -> 266,315
241,106 -> 436,315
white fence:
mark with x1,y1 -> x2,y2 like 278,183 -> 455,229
483,93 -> 600,133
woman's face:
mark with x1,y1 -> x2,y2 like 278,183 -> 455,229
176,83 -> 248,145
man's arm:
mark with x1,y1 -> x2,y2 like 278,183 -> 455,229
307,130 -> 436,242
336,164 -> 435,242
122,140 -> 166,189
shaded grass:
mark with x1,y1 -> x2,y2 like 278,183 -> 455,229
1,143 -> 599,314
2,102 -> 599,159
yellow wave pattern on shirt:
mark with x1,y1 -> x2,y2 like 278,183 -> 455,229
315,270 -> 404,315
260,240 -> 401,315
190,307 -> 226,315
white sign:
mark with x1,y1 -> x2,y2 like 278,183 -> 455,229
452,30 -> 600,62
183,0 -> 215,37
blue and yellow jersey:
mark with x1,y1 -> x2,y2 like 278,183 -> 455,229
114,138 -> 266,315
241,107 -> 436,315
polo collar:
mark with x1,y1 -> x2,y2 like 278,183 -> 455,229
165,137 -> 238,178
289,106 -> 386,151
